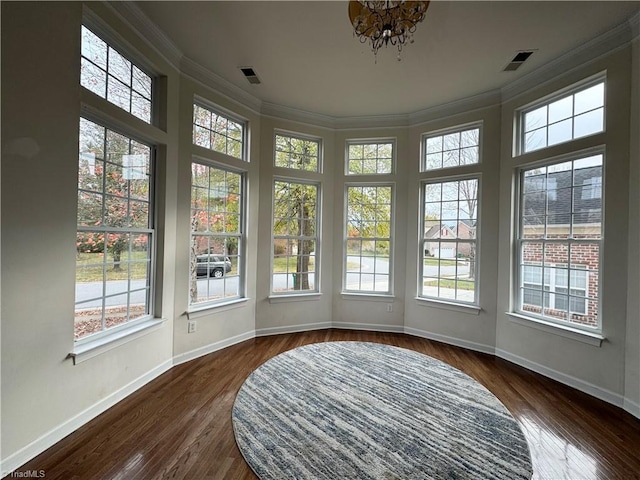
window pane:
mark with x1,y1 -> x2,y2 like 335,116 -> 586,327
574,83 -> 604,115
423,127 -> 479,171
81,26 -> 152,124
519,81 -> 604,153
190,164 -> 243,305
548,96 -> 573,124
574,108 -> 604,138
517,155 -> 602,330
548,119 -> 572,146
76,119 -> 154,340
191,103 -> 245,160
275,134 -> 320,171
272,180 -> 319,294
421,177 -> 479,304
344,185 -> 393,294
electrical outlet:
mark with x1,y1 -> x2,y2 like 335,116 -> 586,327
386,303 -> 393,313
188,320 -> 197,333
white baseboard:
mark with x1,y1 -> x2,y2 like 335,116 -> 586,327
332,322 -> 404,333
172,330 -> 256,366
404,326 -> 496,355
1,359 -> 173,477
495,348 -> 625,408
623,397 -> 640,419
255,321 -> 331,337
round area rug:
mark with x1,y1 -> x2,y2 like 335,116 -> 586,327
232,341 -> 533,480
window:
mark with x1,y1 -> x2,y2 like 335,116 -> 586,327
520,80 -> 605,154
190,163 -> 244,306
81,26 -> 153,124
517,154 -> 603,329
193,103 -> 245,159
272,180 -> 319,294
420,178 -> 479,304
346,141 -> 393,175
422,126 -> 480,171
274,133 -> 320,172
75,118 -> 154,340
344,185 -> 393,293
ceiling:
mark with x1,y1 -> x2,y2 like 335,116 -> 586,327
133,1 -> 639,119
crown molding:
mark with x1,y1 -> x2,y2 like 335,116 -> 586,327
407,89 -> 502,128
181,57 -> 263,115
261,102 -> 339,130
502,11 -> 639,103
102,1 -> 183,70
99,2 -> 638,130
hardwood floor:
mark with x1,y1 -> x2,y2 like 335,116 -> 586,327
7,329 -> 640,479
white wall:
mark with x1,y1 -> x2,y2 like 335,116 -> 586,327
254,118 -> 335,335
171,77 -> 261,362
1,2 -> 177,471
403,104 -> 502,353
625,34 -> 640,415
496,49 -> 633,404
1,2 -> 638,475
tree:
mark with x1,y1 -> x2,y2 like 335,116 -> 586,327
273,181 -> 317,291
77,119 -> 150,271
189,164 -> 241,303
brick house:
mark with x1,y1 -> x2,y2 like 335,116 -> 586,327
521,163 -> 602,327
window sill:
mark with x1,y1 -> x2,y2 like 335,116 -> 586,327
505,312 -> 604,347
69,317 -> 165,365
268,293 -> 321,304
415,297 -> 481,315
341,293 -> 395,302
187,297 -> 249,319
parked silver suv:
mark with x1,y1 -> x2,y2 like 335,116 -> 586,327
196,254 -> 232,278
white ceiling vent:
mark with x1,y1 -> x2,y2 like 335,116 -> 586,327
503,51 -> 534,72
240,67 -> 261,85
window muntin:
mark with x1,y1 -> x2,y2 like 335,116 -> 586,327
420,178 -> 479,304
190,163 -> 244,306
75,118 -> 153,340
274,133 -> 320,172
521,81 -> 605,154
344,185 -> 393,293
192,104 -> 245,160
423,127 -> 479,171
272,180 -> 319,294
346,141 -> 393,175
80,26 -> 153,124
517,154 -> 603,329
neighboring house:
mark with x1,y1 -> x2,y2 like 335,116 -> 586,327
424,223 -> 456,258
521,164 -> 602,328
453,219 -> 476,257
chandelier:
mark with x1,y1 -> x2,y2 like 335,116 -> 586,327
348,1 -> 430,60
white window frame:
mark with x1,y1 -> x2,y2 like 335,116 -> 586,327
343,183 -> 394,295
271,177 -> 321,296
80,23 -> 154,124
421,123 -> 481,172
75,118 -> 156,344
345,139 -> 395,175
514,151 -> 604,332
189,160 -> 246,308
419,174 -> 481,306
516,73 -> 606,156
274,130 -> 322,173
192,101 -> 247,161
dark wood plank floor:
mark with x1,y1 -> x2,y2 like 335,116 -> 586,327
7,329 -> 640,479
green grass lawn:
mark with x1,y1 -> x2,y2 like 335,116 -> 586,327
423,278 -> 475,290
423,258 -> 460,266
76,251 -> 149,282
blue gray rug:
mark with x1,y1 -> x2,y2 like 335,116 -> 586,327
232,341 -> 533,479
